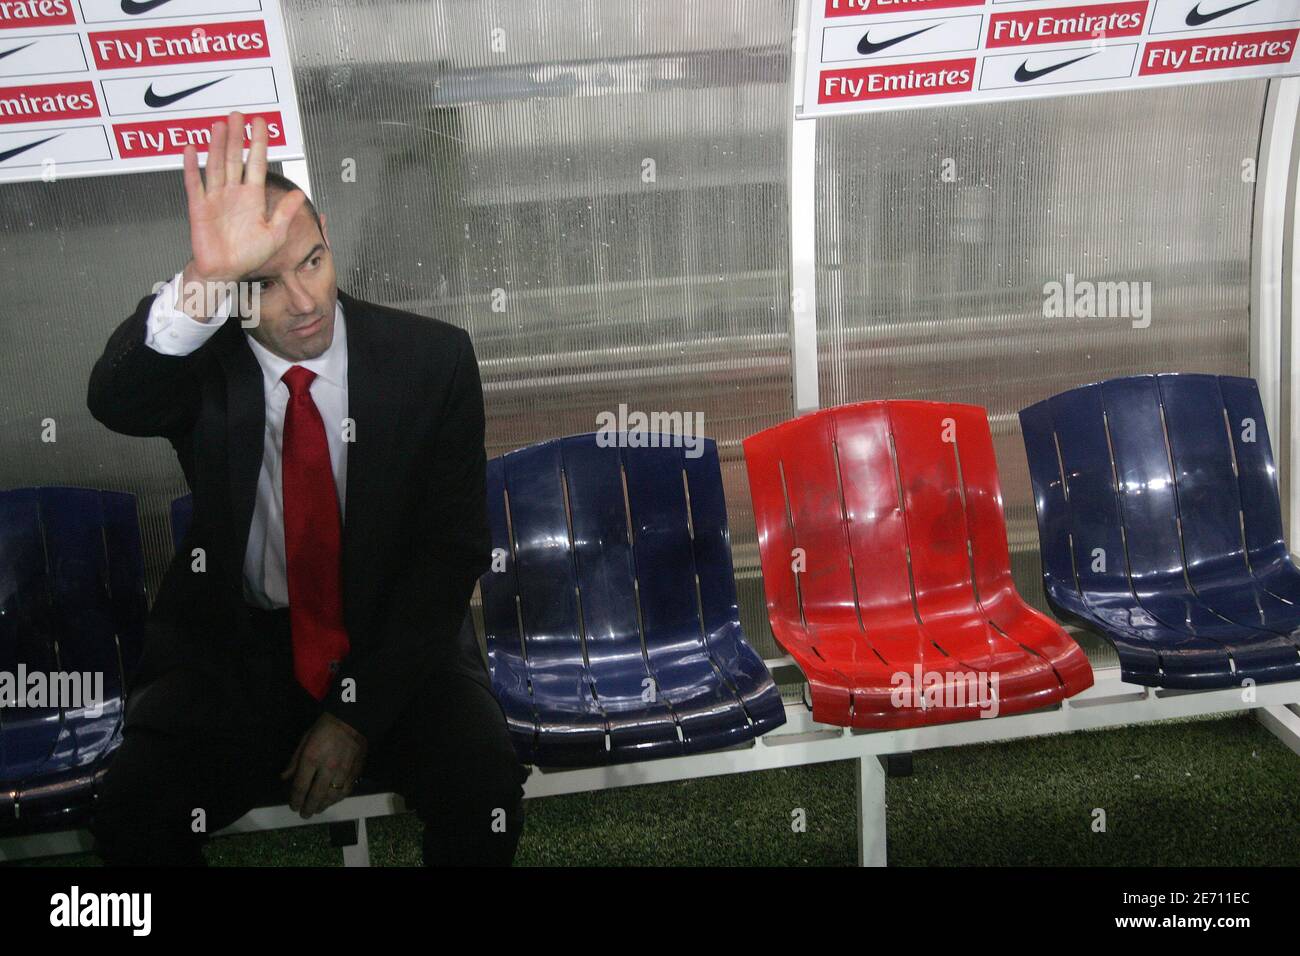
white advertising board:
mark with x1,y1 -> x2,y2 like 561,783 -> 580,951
0,0 -> 305,183
800,0 -> 1300,116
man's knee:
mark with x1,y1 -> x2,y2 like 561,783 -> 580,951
397,729 -> 528,865
371,669 -> 530,864
405,733 -> 526,812
91,747 -> 207,866
413,760 -> 527,866
90,725 -> 279,866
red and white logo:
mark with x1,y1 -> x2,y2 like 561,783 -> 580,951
88,19 -> 269,70
823,0 -> 983,18
819,57 -> 975,102
987,2 -> 1149,48
0,80 -> 97,124
1140,28 -> 1297,73
114,108 -> 282,157
0,0 -> 74,29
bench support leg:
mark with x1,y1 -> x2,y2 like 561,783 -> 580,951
329,818 -> 371,867
1256,704 -> 1300,758
856,755 -> 887,867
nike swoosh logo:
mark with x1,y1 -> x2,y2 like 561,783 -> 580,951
857,23 -> 939,56
1014,52 -> 1097,82
120,0 -> 174,14
0,41 -> 35,61
1185,0 -> 1260,26
143,75 -> 229,108
0,133 -> 60,164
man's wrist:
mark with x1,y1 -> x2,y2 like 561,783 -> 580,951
321,710 -> 366,746
177,260 -> 241,322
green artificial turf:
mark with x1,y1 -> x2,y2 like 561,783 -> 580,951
11,711 -> 1300,866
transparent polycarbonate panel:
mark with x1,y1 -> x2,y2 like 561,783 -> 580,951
282,0 -> 796,655
0,171 -> 198,596
815,81 -> 1268,668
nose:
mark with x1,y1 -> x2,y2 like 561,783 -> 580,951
280,274 -> 317,317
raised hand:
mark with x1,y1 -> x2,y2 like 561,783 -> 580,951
180,111 -> 306,292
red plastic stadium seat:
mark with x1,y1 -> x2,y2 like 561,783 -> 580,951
743,400 -> 1093,729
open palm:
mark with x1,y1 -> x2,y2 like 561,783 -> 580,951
182,111 -> 305,283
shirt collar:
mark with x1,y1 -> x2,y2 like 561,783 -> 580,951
246,298 -> 347,392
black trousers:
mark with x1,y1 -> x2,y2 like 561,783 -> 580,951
89,605 -> 528,866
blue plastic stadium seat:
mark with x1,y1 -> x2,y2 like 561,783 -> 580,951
480,433 -> 787,766
0,487 -> 146,833
1020,374 -> 1300,688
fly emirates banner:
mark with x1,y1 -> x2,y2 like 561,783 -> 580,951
0,0 -> 304,183
801,0 -> 1300,115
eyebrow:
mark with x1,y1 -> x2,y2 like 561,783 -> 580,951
245,243 -> 327,282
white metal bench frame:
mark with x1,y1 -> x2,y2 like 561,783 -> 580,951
3,660 -> 1298,866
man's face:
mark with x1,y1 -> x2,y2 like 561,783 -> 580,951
241,200 -> 337,362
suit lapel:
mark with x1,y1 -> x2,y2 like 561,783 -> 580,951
336,289 -> 390,624
215,317 -> 263,599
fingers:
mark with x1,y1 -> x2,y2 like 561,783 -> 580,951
285,719 -> 365,818
330,764 -> 358,805
224,109 -> 246,185
244,115 -> 268,187
288,757 -> 316,815
302,766 -> 339,817
205,117 -> 226,189
337,755 -> 362,800
182,144 -> 204,211
288,750 -> 350,818
268,189 -> 307,238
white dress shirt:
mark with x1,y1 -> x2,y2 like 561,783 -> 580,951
144,271 -> 349,610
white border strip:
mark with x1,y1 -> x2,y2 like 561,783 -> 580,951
1252,79 -> 1300,532
278,158 -> 314,201
789,0 -> 820,415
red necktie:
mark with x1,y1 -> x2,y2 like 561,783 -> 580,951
281,365 -> 350,700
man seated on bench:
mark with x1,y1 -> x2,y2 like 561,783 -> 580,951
85,110 -> 527,867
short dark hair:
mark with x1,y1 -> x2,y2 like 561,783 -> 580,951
263,169 -> 322,236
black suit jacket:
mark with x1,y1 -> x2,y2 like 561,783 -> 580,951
86,287 -> 493,744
